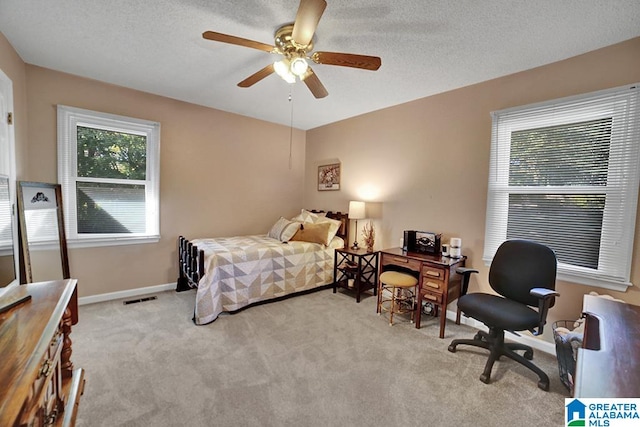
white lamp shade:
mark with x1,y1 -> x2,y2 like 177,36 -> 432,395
348,201 -> 366,219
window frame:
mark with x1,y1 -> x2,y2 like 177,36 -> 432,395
484,84 -> 640,292
57,105 -> 160,248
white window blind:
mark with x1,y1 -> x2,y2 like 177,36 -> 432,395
57,106 -> 160,247
484,84 -> 640,291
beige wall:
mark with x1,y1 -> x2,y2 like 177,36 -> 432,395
21,65 -> 306,297
304,37 -> 640,335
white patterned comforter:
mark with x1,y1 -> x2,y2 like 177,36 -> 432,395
192,234 -> 343,325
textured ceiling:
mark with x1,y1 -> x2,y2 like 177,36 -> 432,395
1,0 -> 639,130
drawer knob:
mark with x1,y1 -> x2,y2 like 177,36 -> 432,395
44,407 -> 58,425
424,294 -> 438,301
424,281 -> 440,289
392,257 -> 409,263
39,359 -> 53,378
425,270 -> 441,278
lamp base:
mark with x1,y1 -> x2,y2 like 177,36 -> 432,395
351,241 -> 359,250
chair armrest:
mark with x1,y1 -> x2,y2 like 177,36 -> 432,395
529,287 -> 560,336
456,268 -> 479,296
530,287 -> 559,299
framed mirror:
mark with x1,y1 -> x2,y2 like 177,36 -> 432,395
16,181 -> 77,322
17,181 -> 70,283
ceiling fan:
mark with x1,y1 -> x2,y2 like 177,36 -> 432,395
202,0 -> 381,99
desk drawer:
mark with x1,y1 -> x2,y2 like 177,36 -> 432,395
381,254 -> 421,273
422,291 -> 443,304
422,266 -> 445,292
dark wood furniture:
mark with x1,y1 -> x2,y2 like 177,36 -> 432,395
378,247 -> 466,338
333,247 -> 378,302
574,295 -> 640,397
0,279 -> 85,426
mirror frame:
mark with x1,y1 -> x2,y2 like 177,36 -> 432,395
16,181 -> 70,283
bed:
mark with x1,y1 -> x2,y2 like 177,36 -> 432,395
177,210 -> 349,325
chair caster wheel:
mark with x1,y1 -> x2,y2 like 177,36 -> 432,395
480,374 -> 490,384
538,380 -> 549,391
524,350 -> 533,360
448,344 -> 456,353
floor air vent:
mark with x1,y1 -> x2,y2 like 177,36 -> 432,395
123,296 -> 158,305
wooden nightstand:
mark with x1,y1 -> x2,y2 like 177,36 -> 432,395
333,247 -> 379,302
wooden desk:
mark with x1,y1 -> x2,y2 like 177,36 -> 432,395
574,295 -> 640,397
378,248 -> 466,338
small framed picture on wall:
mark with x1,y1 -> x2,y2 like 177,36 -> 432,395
318,163 -> 340,191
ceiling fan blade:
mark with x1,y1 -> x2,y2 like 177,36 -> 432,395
302,68 -> 328,99
311,51 -> 381,71
238,63 -> 275,88
292,0 -> 327,47
203,31 -> 275,53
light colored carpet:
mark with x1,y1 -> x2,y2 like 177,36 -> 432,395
72,288 -> 569,426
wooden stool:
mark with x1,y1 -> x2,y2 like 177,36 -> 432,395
377,271 -> 418,326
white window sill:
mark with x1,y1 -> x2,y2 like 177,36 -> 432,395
556,271 -> 632,293
67,235 -> 160,249
482,259 -> 633,292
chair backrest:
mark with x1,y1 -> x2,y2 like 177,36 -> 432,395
489,239 -> 557,307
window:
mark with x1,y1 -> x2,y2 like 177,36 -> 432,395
484,84 -> 640,291
57,106 -> 160,247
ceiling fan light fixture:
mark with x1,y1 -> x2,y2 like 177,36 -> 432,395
290,57 -> 308,76
274,59 -> 296,84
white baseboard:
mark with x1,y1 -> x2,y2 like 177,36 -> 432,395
78,283 -> 177,306
446,309 -> 556,356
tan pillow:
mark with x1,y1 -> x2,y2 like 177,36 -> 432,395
314,216 -> 342,241
290,222 -> 333,246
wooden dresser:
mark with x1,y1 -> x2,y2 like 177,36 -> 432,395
0,279 -> 85,426
379,248 -> 466,338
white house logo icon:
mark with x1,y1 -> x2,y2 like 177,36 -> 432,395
566,399 -> 586,426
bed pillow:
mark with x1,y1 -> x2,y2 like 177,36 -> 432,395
268,217 -> 301,242
290,222 -> 333,246
291,209 -> 320,223
313,216 -> 342,242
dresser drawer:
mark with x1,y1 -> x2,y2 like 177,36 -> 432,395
20,329 -> 64,425
381,254 -> 421,273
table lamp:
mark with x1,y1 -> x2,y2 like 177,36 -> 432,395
348,201 -> 366,249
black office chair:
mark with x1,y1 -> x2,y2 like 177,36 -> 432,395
448,239 -> 559,391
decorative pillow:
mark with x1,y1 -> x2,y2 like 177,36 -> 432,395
291,209 -> 342,242
291,209 -> 320,223
268,217 -> 301,242
290,222 -> 333,246
313,215 -> 342,241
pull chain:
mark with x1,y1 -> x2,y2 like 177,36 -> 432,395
288,87 -> 294,170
